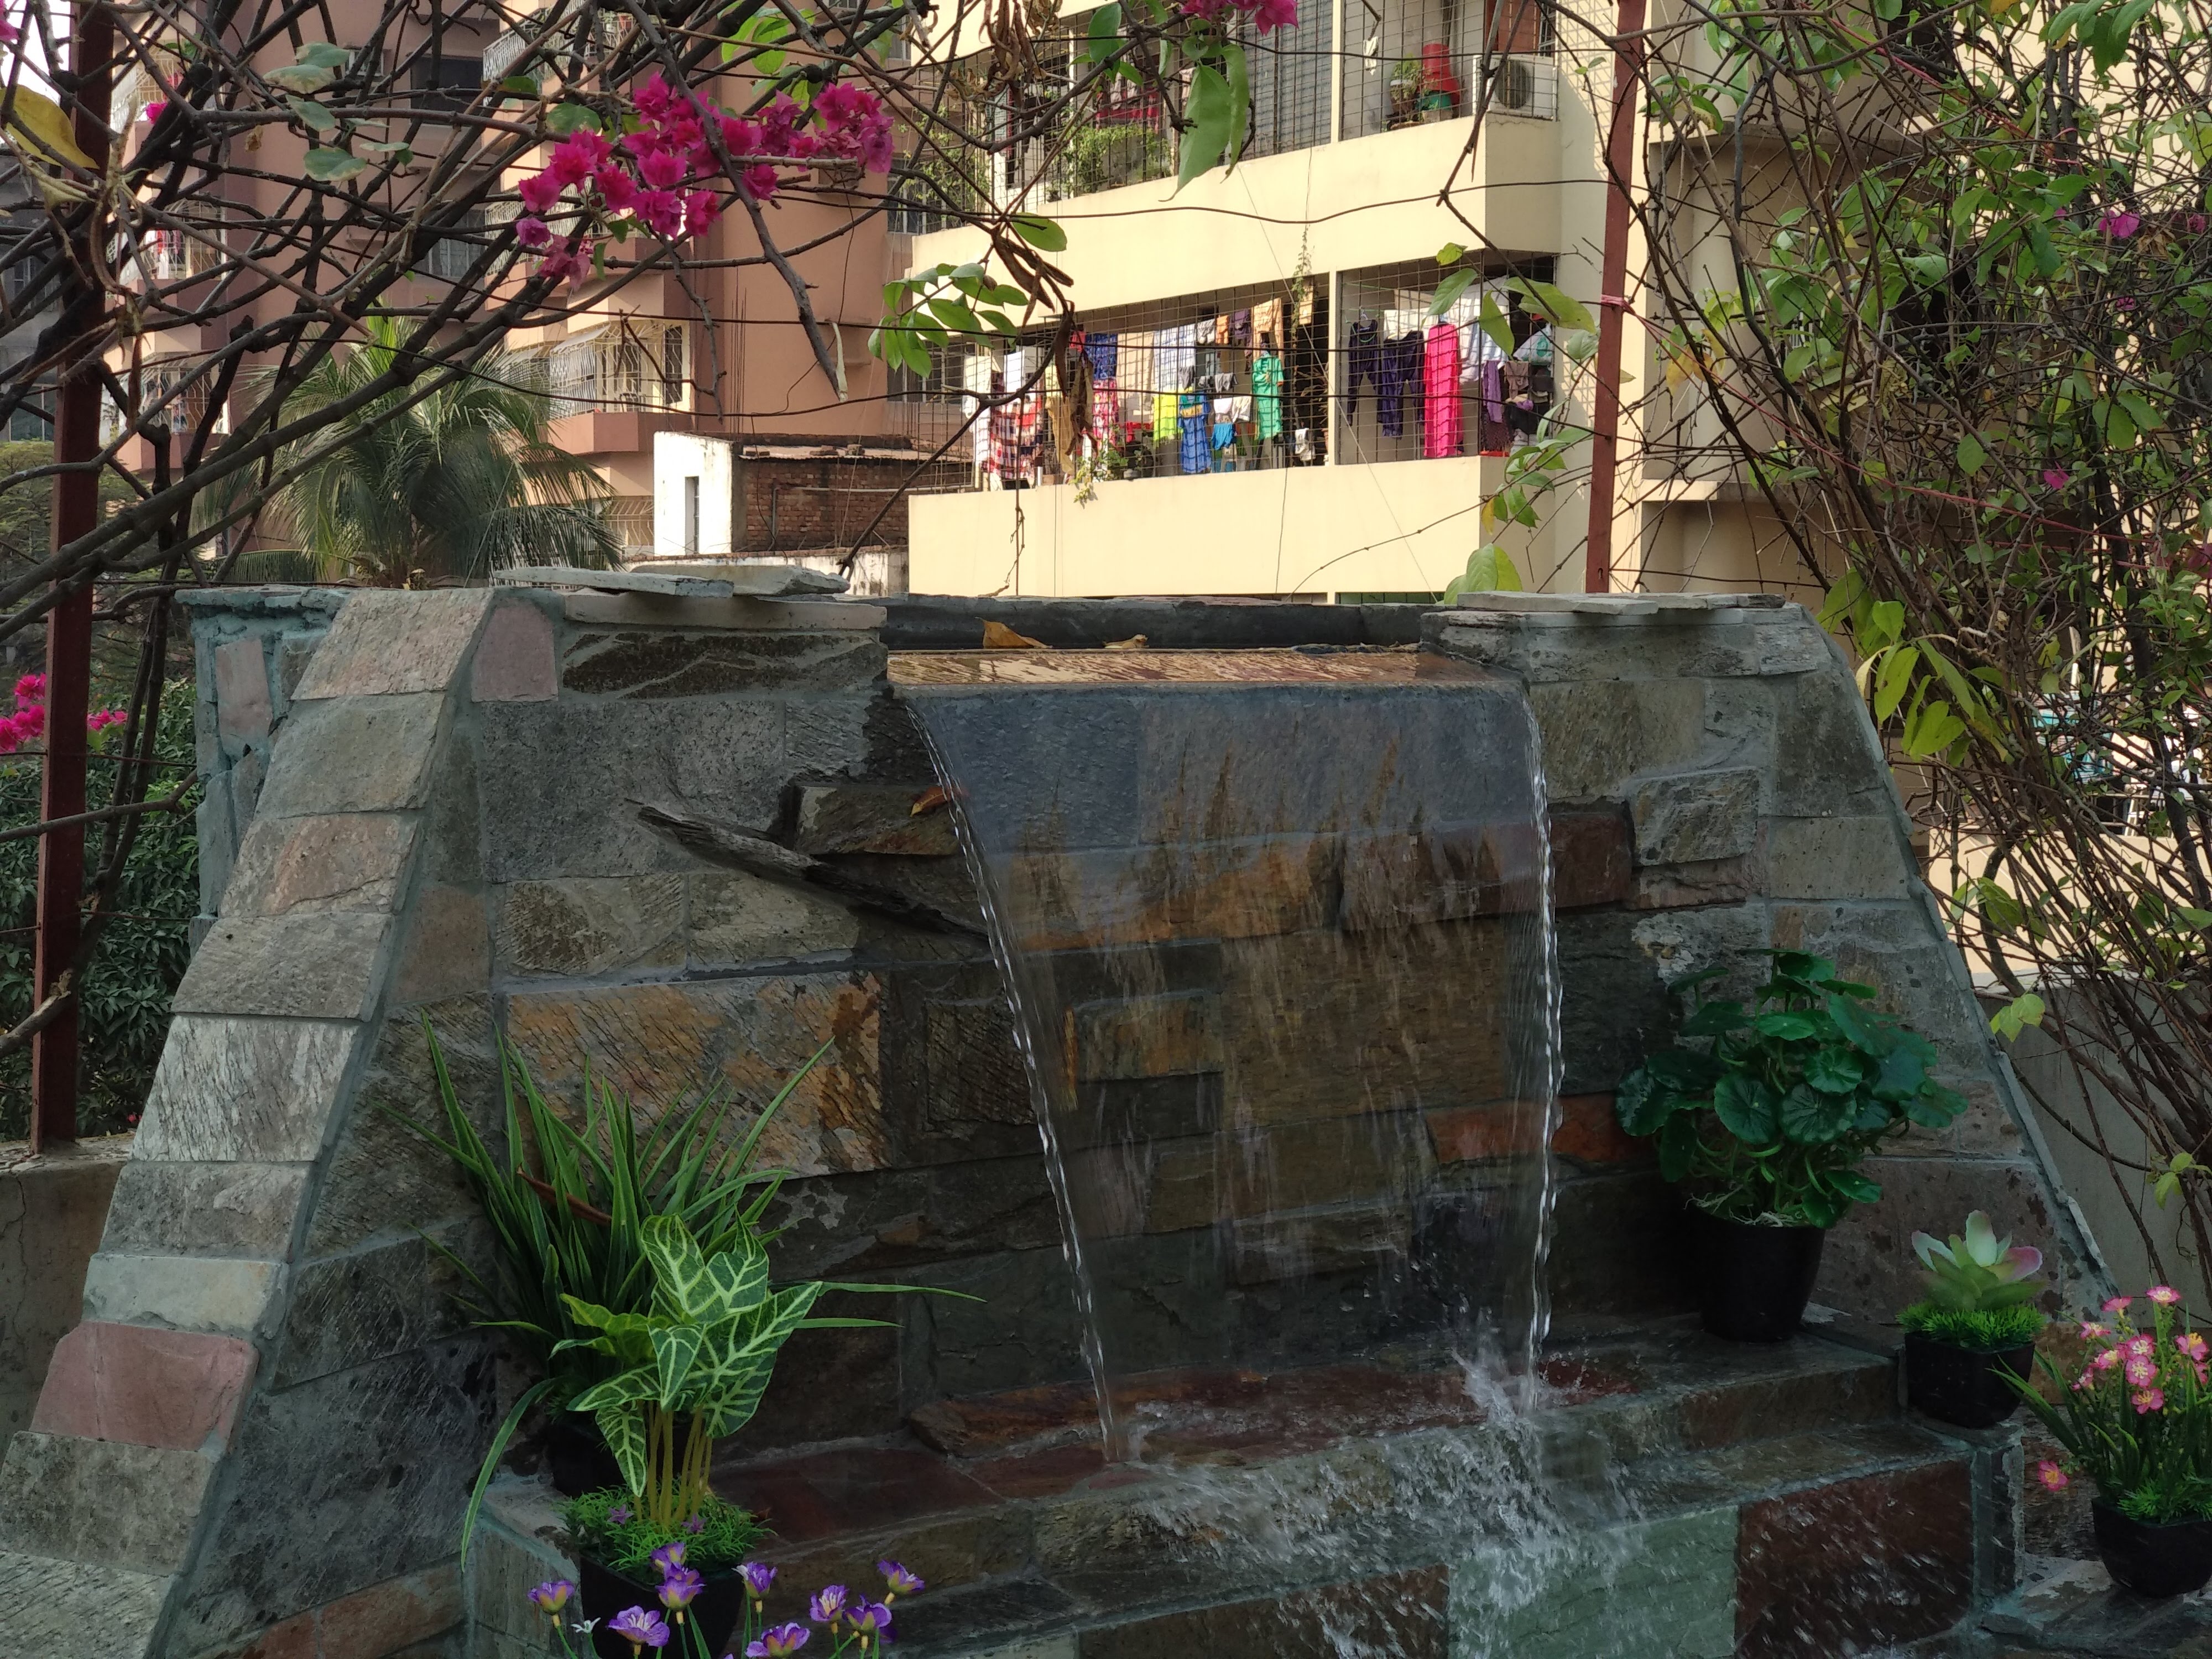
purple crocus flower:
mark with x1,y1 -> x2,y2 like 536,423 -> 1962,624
745,1626 -> 810,1658
608,1606 -> 670,1651
609,1505 -> 633,1526
808,1585 -> 848,1624
740,1563 -> 778,1601
659,1566 -> 703,1610
529,1580 -> 576,1616
681,1514 -> 706,1534
650,1541 -> 687,1574
878,1561 -> 924,1598
849,1603 -> 894,1640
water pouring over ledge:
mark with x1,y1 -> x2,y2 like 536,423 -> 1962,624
903,650 -> 1564,1462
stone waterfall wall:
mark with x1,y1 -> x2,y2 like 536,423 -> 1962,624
1427,593 -> 2104,1323
0,585 -> 2099,1659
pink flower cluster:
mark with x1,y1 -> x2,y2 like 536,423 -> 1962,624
516,72 -> 892,283
2072,1288 -> 2206,1416
1180,0 -> 1298,30
0,674 -> 125,754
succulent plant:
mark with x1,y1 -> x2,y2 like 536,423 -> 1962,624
1912,1211 -> 2045,1312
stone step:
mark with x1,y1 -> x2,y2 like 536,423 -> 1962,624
467,1326 -> 1995,1659
1976,1556 -> 2212,1655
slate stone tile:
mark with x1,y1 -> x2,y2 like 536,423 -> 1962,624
173,912 -> 391,1021
0,1549 -> 170,1659
222,813 -> 416,917
134,1016 -> 365,1163
254,693 -> 447,817
0,1430 -> 213,1575
32,1322 -> 259,1452
563,630 -> 886,696
101,1159 -> 310,1258
80,1252 -> 284,1337
292,589 -> 490,700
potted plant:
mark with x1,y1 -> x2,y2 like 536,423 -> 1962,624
2017,1288 -> 2212,1597
1616,951 -> 1970,1340
1900,1211 -> 2047,1428
526,1557 -> 925,1659
560,1215 -> 929,1656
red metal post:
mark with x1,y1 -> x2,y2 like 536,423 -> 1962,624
1583,0 -> 1648,594
29,2 -> 116,1150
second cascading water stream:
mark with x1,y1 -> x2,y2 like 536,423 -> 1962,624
910,659 -> 1562,1462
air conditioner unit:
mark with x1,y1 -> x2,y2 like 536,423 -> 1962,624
1493,57 -> 1538,111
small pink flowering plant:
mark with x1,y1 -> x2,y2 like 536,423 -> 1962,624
2017,1287 -> 2212,1523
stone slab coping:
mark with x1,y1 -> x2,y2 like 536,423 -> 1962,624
496,564 -> 847,599
1982,1553 -> 2211,1653
1453,591 -> 1790,615
0,1130 -> 134,1175
888,647 -> 1449,687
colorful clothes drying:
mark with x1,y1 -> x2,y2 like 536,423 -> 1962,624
1345,319 -> 1381,415
1178,391 -> 1209,473
1423,321 -> 1463,458
1376,330 -> 1426,439
1253,352 -> 1284,440
1085,331 -> 1119,379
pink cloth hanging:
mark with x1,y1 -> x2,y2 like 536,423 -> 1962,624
1423,321 -> 1463,458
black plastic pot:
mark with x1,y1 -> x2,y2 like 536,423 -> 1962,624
578,1558 -> 747,1659
2092,1500 -> 2212,1598
1687,1208 -> 1826,1342
1903,1332 -> 2033,1430
545,1417 -> 623,1499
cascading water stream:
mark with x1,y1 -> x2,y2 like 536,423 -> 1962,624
912,663 -> 1564,1460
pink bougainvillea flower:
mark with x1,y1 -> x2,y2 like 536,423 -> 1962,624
144,101 -> 168,124
0,22 -> 19,46
514,215 -> 552,250
1249,0 -> 1299,30
743,163 -> 781,201
2116,296 -> 2137,311
2134,1385 -> 2167,1414
537,238 -> 593,284
2188,212 -> 2209,234
518,170 -> 564,215
2036,1460 -> 2069,1491
2151,1285 -> 2183,1306
2044,468 -> 2072,491
2099,210 -> 2142,238
638,147 -> 686,190
16,673 -> 44,700
858,117 -> 893,173
681,189 -> 721,238
719,114 -> 763,156
635,189 -> 685,239
1180,0 -> 1235,17
14,702 -> 42,737
597,168 -> 640,214
548,134 -> 608,187
86,708 -> 126,732
632,72 -> 676,120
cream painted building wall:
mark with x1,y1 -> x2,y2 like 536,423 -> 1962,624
900,7 -> 1627,601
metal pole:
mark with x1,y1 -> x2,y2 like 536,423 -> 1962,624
29,1 -> 115,1150
1583,0 -> 1646,594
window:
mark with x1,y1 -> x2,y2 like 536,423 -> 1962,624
682,475 -> 700,555
427,208 -> 489,282
542,320 -> 690,413
888,341 -> 969,403
409,53 -> 483,110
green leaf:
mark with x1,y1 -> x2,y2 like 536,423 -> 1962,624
299,41 -> 352,70
1010,213 -> 1067,252
1615,1068 -> 1679,1136
1754,1011 -> 1820,1040
1513,276 -> 1594,332
570,1366 -> 659,1413
267,63 -> 337,95
1874,644 -> 1918,723
653,1323 -> 703,1403
1645,1049 -> 1723,1093
502,74 -> 542,96
1656,1113 -> 1699,1181
1478,291 -> 1515,359
1913,1080 -> 1970,1128
1437,241 -> 1466,265
1955,434 -> 1987,476
288,97 -> 338,134
1873,1044 -> 1927,1100
1989,992 -> 2046,1041
1807,1046 -> 1866,1094
1087,4 -> 1124,63
1176,64 -> 1237,191
1829,1170 -> 1882,1204
1444,544 -> 1521,598
641,1214 -> 716,1322
596,1403 -> 649,1496
1223,44 -> 1251,173
304,147 -> 366,182
1780,1082 -> 1855,1144
1430,267 -> 1479,320
547,103 -> 603,135
1714,1073 -> 1780,1143
1680,1000 -> 1750,1037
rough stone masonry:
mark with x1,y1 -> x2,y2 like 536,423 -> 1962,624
0,584 -> 2097,1659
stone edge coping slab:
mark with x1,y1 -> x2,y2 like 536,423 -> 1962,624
1455,592 -> 1790,615
0,1546 -> 171,1659
499,562 -> 852,598
562,592 -> 888,632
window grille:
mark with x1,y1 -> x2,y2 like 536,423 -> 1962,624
427,208 -> 490,282
1342,0 -> 1554,141
409,52 -> 484,111
100,361 -> 228,444
606,494 -> 654,554
542,320 -> 690,414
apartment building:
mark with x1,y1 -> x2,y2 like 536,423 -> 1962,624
890,0 -> 1630,602
103,18 -> 928,576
